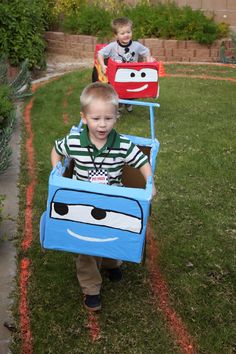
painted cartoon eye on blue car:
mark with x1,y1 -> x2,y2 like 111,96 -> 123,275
51,202 -> 142,233
40,180 -> 150,259
48,188 -> 143,244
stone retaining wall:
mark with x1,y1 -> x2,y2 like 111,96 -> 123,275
45,31 -> 233,63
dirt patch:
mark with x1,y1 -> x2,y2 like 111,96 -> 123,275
32,54 -> 94,80
46,54 -> 93,73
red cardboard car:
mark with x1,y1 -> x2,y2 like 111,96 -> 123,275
92,44 -> 159,99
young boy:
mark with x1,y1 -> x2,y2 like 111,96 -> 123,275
97,17 -> 155,112
51,82 -> 156,311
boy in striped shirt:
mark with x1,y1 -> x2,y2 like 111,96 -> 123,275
51,82 -> 156,311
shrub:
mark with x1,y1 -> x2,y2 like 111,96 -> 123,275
216,22 -> 229,39
52,0 -> 125,18
0,111 -> 15,174
0,57 -> 31,174
220,31 -> 236,63
0,84 -> 14,173
62,4 -> 112,39
0,85 -> 13,128
125,2 -> 226,44
0,0 -> 50,69
49,0 -> 229,44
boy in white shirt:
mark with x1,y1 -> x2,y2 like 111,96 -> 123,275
97,17 -> 155,112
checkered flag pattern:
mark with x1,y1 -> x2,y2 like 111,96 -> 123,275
88,169 -> 109,184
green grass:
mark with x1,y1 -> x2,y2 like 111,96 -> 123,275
165,63 -> 236,78
155,75 -> 236,353
12,66 -> 236,353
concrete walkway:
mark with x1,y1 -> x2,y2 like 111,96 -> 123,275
0,106 -> 21,354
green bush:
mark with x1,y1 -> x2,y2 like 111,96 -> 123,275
0,85 -> 13,128
125,2 -> 226,44
50,1 -> 229,44
0,0 -> 50,69
0,110 -> 15,174
62,4 -> 112,39
0,57 -> 31,174
215,21 -> 229,39
0,84 -> 15,174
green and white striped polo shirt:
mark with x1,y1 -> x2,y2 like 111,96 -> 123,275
55,127 -> 148,186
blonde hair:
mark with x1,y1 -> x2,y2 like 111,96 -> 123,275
80,82 -> 119,113
111,17 -> 133,34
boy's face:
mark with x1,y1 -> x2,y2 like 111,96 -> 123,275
81,99 -> 117,147
116,25 -> 132,45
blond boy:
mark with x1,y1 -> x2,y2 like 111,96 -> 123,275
51,82 -> 156,311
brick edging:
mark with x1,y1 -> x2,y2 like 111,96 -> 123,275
45,31 -> 233,63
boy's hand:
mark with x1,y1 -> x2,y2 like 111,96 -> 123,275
147,56 -> 156,62
152,183 -> 157,198
102,64 -> 107,74
51,146 -> 62,168
139,162 -> 157,198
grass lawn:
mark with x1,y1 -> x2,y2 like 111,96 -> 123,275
165,63 -> 236,78
12,66 -> 236,353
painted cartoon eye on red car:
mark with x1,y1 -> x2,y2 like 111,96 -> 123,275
115,68 -> 158,83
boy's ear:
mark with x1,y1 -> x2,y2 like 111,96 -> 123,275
80,111 -> 87,124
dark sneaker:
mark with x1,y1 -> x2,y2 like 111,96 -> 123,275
118,103 -> 125,113
126,104 -> 133,112
84,294 -> 101,311
107,267 -> 123,282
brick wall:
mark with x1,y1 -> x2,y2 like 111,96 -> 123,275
45,31 -> 233,63
45,32 -> 98,59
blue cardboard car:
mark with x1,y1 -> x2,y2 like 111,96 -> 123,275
40,100 -> 160,263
